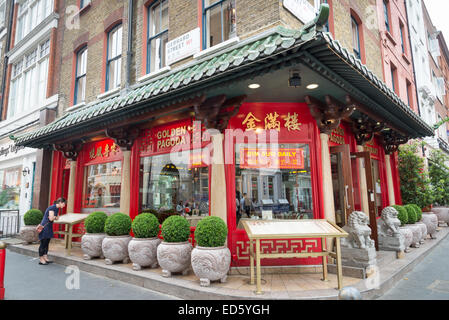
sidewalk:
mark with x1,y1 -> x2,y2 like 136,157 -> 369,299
4,225 -> 449,300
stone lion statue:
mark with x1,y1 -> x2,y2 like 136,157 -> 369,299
341,211 -> 375,249
378,207 -> 401,237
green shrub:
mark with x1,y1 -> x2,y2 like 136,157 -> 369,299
195,216 -> 228,247
104,213 -> 132,236
404,205 -> 418,224
392,205 -> 408,226
409,204 -> 422,221
132,213 -> 160,238
161,215 -> 190,243
23,209 -> 43,226
84,211 -> 107,233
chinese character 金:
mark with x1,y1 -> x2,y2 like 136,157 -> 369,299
284,112 -> 302,132
242,112 -> 262,131
265,112 -> 281,131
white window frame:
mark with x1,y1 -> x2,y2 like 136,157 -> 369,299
15,0 -> 53,45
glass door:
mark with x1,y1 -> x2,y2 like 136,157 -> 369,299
330,145 -> 355,228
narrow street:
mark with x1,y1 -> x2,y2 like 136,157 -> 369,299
3,250 -> 178,300
378,231 -> 449,300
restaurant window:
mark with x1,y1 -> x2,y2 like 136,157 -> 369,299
235,143 -> 313,223
83,161 -> 122,211
351,16 -> 361,59
202,0 -> 236,49
74,46 -> 87,105
0,167 -> 21,210
106,24 -> 122,91
147,0 -> 168,74
140,150 -> 209,216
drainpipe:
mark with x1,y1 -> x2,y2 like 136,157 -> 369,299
125,0 -> 134,90
0,0 -> 15,120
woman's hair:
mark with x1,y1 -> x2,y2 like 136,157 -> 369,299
54,197 -> 67,205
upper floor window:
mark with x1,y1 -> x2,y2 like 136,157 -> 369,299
8,39 -> 50,119
400,22 -> 406,54
80,0 -> 91,9
351,16 -> 361,59
202,0 -> 236,49
15,0 -> 53,45
106,25 -> 122,91
74,47 -> 88,105
0,0 -> 6,29
383,0 -> 390,33
390,64 -> 397,94
147,0 -> 168,74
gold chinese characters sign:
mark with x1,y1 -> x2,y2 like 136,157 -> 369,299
242,112 -> 302,132
239,219 -> 348,295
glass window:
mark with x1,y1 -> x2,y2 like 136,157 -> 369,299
203,0 -> 236,49
74,47 -> 87,105
235,143 -> 313,224
383,0 -> 390,32
140,150 -> 209,216
147,0 -> 168,74
14,0 -> 53,44
351,16 -> 361,59
0,167 -> 21,210
80,0 -> 91,9
83,161 -> 122,211
106,25 -> 122,91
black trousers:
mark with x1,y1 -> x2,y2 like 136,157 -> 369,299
39,238 -> 51,257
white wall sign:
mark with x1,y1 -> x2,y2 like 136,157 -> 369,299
283,0 -> 317,24
166,28 -> 201,66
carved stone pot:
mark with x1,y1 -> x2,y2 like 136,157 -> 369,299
431,207 -> 449,226
157,241 -> 192,277
422,213 -> 438,239
19,225 -> 39,244
128,237 -> 162,271
81,233 -> 106,260
191,246 -> 231,287
102,235 -> 132,265
399,227 -> 413,252
404,225 -> 422,248
416,222 -> 428,243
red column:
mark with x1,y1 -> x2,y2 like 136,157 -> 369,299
0,242 -> 6,300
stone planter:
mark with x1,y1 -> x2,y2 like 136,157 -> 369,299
19,225 -> 39,244
128,237 -> 161,271
431,207 -> 449,226
422,213 -> 438,239
81,233 -> 106,260
157,241 -> 192,277
404,225 -> 422,248
399,227 -> 413,252
416,222 -> 428,243
191,246 -> 231,287
102,235 -> 132,265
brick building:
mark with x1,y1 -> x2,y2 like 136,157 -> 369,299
13,1 -> 434,270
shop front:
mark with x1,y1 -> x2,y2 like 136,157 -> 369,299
13,5 -> 434,268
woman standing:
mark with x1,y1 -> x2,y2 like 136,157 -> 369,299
38,198 -> 66,265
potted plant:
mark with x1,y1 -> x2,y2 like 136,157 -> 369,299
128,213 -> 161,270
393,205 -> 413,252
410,204 -> 427,242
157,215 -> 192,277
81,211 -> 108,260
403,204 -> 423,248
20,209 -> 43,244
191,216 -> 231,287
102,213 -> 132,265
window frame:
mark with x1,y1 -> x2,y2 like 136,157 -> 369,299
383,0 -> 390,33
351,16 -> 361,60
105,24 -> 123,92
74,46 -> 88,106
80,0 -> 91,9
202,0 -> 236,50
146,0 -> 169,75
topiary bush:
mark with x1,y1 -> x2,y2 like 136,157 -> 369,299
409,204 -> 422,222
195,216 -> 228,247
404,205 -> 418,224
104,213 -> 132,236
161,215 -> 190,243
392,205 -> 408,226
132,213 -> 160,238
84,211 -> 108,233
23,209 -> 43,226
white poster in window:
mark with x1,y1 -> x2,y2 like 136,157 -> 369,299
283,0 -> 317,24
166,28 -> 201,66
262,210 -> 273,220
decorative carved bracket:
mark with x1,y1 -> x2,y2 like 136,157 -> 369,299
194,95 -> 247,132
351,114 -> 385,145
305,95 -> 355,135
380,130 -> 410,155
54,142 -> 83,161
106,126 -> 140,151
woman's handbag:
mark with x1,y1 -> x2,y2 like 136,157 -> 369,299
36,222 -> 49,234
